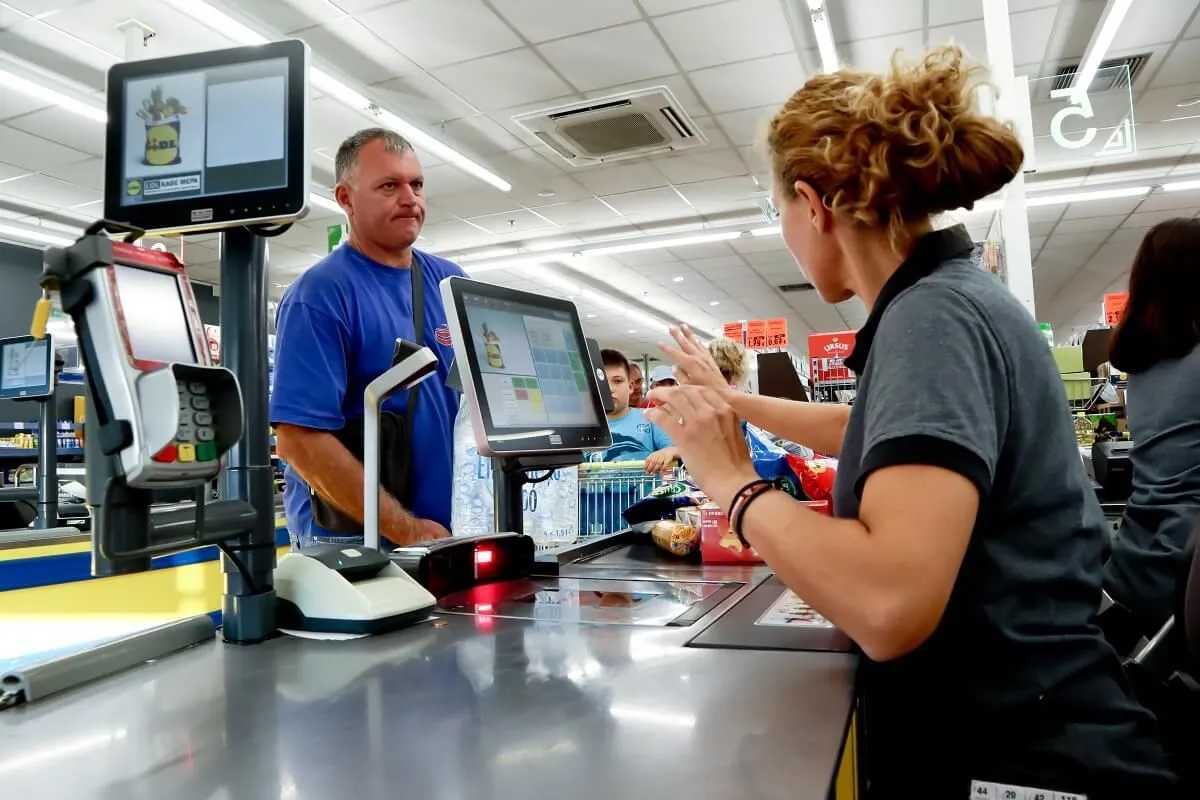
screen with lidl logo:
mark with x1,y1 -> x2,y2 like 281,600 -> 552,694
121,57 -> 289,207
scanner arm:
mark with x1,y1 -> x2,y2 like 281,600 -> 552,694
362,343 -> 438,550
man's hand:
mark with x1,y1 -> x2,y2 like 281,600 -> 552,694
386,517 -> 451,547
645,446 -> 680,474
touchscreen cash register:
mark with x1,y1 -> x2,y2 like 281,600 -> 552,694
440,277 -> 612,458
0,335 -> 54,400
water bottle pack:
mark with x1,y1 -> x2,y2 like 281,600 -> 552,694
451,398 -> 579,547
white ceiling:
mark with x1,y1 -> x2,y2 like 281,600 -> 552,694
0,0 -> 1198,357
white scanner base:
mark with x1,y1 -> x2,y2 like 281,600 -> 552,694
274,550 -> 436,636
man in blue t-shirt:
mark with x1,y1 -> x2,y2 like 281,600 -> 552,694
270,128 -> 462,549
597,349 -> 677,473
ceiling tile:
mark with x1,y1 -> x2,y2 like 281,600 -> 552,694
0,172 -> 98,209
716,105 -> 776,148
36,156 -> 104,192
488,0 -> 642,43
927,0 -> 983,27
1051,215 -> 1125,235
370,73 -> 481,125
0,123 -> 91,170
464,208 -> 558,235
1059,197 -> 1147,219
654,147 -> 749,183
4,107 -> 103,157
291,21 -> 420,84
1150,39 -> 1200,90
430,185 -> 527,218
847,30 -> 925,73
357,0 -> 522,69
506,174 -> 593,206
1134,189 -> 1200,213
435,49 -> 574,111
1124,208 -> 1195,228
1108,0 -> 1197,51
640,0 -> 724,15
676,175 -> 759,206
836,0 -> 923,42
574,162 -> 670,195
691,54 -> 805,115
1008,7 -> 1061,69
537,23 -> 678,92
529,198 -> 622,226
602,186 -> 692,216
653,0 -> 794,71
422,218 -> 498,250
926,19 -> 988,62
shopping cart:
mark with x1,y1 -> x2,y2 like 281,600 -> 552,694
578,461 -> 676,539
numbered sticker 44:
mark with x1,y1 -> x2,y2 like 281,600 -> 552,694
970,779 -> 1086,800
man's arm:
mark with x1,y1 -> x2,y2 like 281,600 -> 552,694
726,393 -> 849,456
274,425 -> 420,544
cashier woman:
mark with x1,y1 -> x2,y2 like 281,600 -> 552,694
647,46 -> 1175,798
271,129 -> 462,549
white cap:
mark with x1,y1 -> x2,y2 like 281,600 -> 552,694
649,365 -> 676,384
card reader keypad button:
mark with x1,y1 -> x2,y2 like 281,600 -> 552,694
154,379 -> 220,465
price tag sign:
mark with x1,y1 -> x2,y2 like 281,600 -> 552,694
1103,292 -> 1127,327
722,321 -> 746,344
765,318 -> 788,349
746,320 -> 768,350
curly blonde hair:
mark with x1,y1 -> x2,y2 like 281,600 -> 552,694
708,337 -> 750,387
766,45 -> 1024,249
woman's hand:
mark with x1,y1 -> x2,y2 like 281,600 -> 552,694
660,326 -> 732,395
645,384 -> 758,508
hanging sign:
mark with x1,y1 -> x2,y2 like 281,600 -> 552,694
764,318 -> 788,349
722,321 -> 746,344
1103,292 -> 1128,327
746,320 -> 768,350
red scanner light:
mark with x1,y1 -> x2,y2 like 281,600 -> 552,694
475,547 -> 494,565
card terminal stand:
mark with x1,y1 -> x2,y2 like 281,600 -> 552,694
38,222 -> 257,590
0,334 -> 64,530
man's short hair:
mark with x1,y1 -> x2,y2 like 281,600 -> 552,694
335,128 -> 414,185
600,348 -> 630,377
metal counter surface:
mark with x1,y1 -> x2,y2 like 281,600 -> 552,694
2,592 -> 857,800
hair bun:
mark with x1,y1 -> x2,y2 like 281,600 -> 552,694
768,44 -> 1025,245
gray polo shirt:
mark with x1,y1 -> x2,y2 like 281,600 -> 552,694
835,227 -> 1172,798
1105,343 -> 1200,629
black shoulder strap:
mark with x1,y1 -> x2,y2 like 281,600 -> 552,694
404,255 -> 425,440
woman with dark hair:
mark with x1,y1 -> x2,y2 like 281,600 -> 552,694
1102,218 -> 1200,653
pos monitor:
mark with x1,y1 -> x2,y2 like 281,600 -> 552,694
0,335 -> 54,400
103,39 -> 310,234
440,277 -> 611,458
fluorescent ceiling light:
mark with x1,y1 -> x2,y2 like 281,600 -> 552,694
1070,0 -> 1134,98
0,222 -> 76,247
0,66 -> 106,123
1161,179 -> 1200,193
751,225 -> 781,236
164,0 -> 511,192
582,231 -> 740,257
807,1 -> 839,73
1026,186 -> 1149,207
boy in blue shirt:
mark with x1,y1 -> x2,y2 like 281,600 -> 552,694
271,129 -> 462,549
598,349 -> 677,473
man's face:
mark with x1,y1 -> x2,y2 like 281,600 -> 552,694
606,365 -> 631,414
629,365 -> 644,406
337,139 -> 426,251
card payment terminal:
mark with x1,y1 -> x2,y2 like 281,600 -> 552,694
39,229 -> 243,489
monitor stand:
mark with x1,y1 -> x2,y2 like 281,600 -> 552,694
493,453 -> 584,535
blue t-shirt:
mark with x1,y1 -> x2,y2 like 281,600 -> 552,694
599,408 -> 672,462
269,244 -> 464,544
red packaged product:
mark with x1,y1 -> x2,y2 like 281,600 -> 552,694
699,500 -> 831,564
787,455 -> 839,504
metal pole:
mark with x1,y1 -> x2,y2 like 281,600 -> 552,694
217,227 -> 277,644
34,396 -> 58,528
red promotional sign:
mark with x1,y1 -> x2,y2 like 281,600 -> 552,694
764,318 -> 788,349
722,321 -> 746,344
746,319 -> 768,350
807,331 -> 856,382
1103,292 -> 1127,327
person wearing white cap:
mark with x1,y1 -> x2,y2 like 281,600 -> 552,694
647,364 -> 677,390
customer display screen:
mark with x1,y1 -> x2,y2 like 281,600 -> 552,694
112,266 -> 197,365
0,337 -> 52,399
118,57 -> 289,207
462,293 -> 603,430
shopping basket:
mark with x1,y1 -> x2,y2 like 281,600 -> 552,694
578,461 -> 674,538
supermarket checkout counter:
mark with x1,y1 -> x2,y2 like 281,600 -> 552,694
0,44 -> 857,799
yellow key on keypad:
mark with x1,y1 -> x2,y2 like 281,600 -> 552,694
177,443 -> 196,463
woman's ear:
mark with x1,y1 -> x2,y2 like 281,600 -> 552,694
793,180 -> 830,233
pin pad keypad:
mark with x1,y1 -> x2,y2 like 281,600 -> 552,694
152,380 -> 218,464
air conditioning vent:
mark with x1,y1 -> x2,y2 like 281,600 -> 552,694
777,283 -> 815,293
513,87 -> 707,166
1049,54 -> 1148,94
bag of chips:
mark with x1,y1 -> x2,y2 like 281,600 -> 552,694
786,455 -> 839,505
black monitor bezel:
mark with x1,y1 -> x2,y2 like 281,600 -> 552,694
0,334 -> 55,400
443,277 -> 611,456
103,39 -> 309,234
